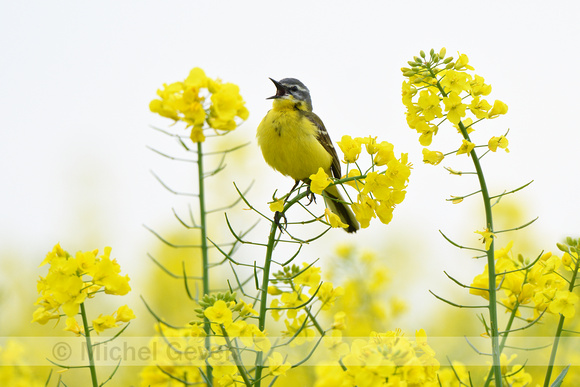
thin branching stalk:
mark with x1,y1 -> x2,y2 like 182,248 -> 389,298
544,247 -> 580,386
483,300 -> 519,385
197,141 -> 213,384
221,324 -> 252,386
254,219 -> 280,386
428,66 -> 503,386
79,302 -> 98,387
462,119 -> 502,387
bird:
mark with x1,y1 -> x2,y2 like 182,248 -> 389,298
256,77 -> 359,233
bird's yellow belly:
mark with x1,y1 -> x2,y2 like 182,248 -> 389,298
257,109 -> 333,181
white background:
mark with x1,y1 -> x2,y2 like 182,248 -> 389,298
2,1 -> 579,331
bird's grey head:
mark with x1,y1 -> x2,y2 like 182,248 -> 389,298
267,77 -> 313,111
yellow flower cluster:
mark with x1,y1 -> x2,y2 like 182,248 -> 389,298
0,341 -> 46,386
310,135 -> 411,229
470,241 -> 578,320
401,48 -> 509,165
314,329 -> 440,386
140,287 -> 299,385
327,245 -> 406,337
139,324 -> 206,385
149,67 -> 249,142
269,263 -> 343,339
32,244 -> 134,334
499,354 -> 534,386
203,297 -> 281,383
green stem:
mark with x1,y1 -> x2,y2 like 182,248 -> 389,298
197,141 -> 213,384
290,283 -> 324,336
221,325 -> 252,386
543,250 -> 580,386
463,121 -> 503,387
80,302 -> 99,387
431,68 -> 502,387
484,301 -> 520,385
254,220 -> 279,386
544,315 -> 566,387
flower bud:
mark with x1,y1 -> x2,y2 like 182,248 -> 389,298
420,50 -> 426,58
444,167 -> 463,175
430,48 -> 435,57
443,57 -> 454,64
450,196 -> 463,204
414,56 -> 422,63
445,62 -> 454,69
403,71 -> 416,77
268,286 -> 283,295
439,47 -> 446,58
408,61 -> 418,67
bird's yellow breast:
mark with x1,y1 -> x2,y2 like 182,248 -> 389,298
257,105 -> 333,181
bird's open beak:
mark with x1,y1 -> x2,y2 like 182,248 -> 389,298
266,78 -> 286,99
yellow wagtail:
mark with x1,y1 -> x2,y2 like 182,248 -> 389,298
257,78 -> 359,233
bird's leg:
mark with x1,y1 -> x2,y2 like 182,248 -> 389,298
303,178 -> 317,205
273,211 -> 288,232
289,180 -> 301,195
273,180 -> 299,232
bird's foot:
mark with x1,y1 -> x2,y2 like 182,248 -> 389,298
306,187 -> 317,206
274,211 -> 288,232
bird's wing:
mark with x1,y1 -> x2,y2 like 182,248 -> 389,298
305,112 -> 342,179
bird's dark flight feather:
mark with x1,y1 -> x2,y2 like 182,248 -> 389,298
304,111 -> 341,179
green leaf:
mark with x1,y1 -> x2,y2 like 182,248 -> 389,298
550,364 -> 570,387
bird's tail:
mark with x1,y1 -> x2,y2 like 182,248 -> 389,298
323,184 -> 359,233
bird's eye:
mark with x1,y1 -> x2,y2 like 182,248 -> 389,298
289,86 -> 298,92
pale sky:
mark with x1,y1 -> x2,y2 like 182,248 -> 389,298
2,1 -> 580,329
